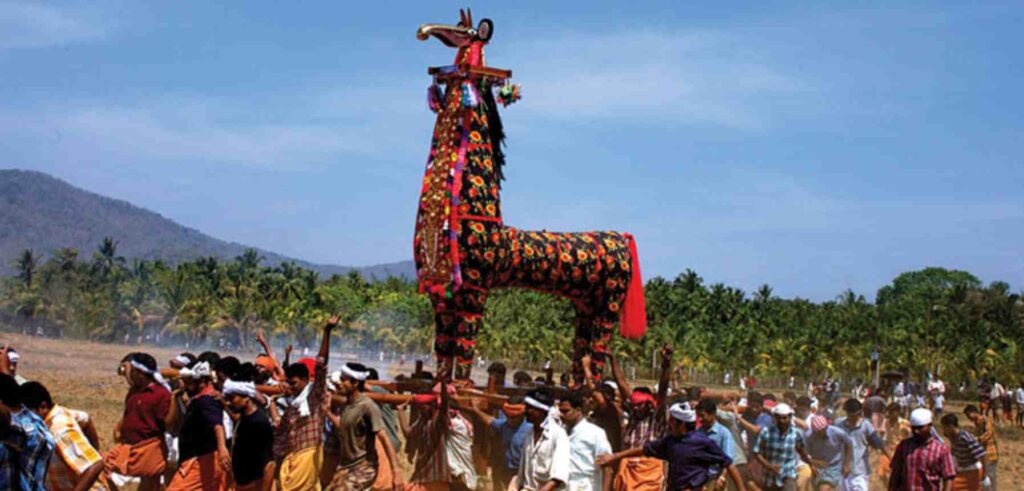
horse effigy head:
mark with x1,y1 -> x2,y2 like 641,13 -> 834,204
417,9 -> 493,49
417,9 -> 494,68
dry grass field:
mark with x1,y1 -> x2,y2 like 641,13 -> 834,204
7,334 -> 1021,489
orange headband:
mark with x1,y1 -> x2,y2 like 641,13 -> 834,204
254,355 -> 276,371
502,403 -> 526,417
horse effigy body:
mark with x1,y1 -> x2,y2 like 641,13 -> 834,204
414,11 -> 647,380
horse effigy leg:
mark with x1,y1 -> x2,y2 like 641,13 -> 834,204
433,288 -> 488,382
573,312 -> 617,381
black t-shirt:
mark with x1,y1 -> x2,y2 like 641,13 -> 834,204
232,409 -> 274,485
178,394 -> 224,462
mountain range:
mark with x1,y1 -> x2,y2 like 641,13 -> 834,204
0,169 -> 416,279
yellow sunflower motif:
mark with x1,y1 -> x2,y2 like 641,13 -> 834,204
469,131 -> 482,142
576,250 -> 588,262
609,302 -> 620,312
470,176 -> 485,187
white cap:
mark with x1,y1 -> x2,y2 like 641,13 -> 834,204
601,380 -> 618,392
773,403 -> 795,416
668,402 -> 696,423
910,408 -> 933,426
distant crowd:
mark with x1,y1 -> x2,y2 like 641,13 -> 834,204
0,320 -> 1010,491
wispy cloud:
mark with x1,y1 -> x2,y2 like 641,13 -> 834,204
0,1 -> 108,49
501,29 -> 803,129
1,93 -> 419,169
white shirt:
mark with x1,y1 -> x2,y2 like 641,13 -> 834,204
447,415 -> 478,490
1015,388 -> 1024,404
519,417 -> 571,491
566,419 -> 612,491
991,383 -> 1005,399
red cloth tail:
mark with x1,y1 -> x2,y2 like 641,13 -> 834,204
619,234 -> 647,339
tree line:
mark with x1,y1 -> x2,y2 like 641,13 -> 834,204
2,239 -> 1021,383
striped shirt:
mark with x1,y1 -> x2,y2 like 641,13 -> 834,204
45,405 -> 107,491
623,407 -> 666,450
888,435 -> 956,491
949,429 -> 985,471
971,416 -> 998,463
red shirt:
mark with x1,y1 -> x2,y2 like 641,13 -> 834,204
120,383 -> 171,444
888,435 -> 956,491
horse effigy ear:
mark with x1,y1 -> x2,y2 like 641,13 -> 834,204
477,19 -> 493,42
465,9 -> 473,26
459,9 -> 468,27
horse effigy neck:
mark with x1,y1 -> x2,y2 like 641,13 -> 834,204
415,58 -> 516,297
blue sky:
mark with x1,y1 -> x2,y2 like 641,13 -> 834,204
1,1 -> 1021,301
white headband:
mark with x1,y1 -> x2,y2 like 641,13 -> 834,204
179,361 -> 212,379
222,380 -> 257,399
524,396 -> 550,412
328,370 -> 343,392
130,360 -> 154,374
171,355 -> 192,367
7,351 -> 19,364
130,359 -> 172,391
341,364 -> 368,381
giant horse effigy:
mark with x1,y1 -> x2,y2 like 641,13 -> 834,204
414,10 -> 647,381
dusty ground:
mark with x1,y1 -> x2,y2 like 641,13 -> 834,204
8,335 -> 1020,489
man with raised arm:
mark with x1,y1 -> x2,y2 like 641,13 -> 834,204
272,316 -> 336,490
608,344 -> 673,491
465,393 -> 533,491
579,354 -> 624,454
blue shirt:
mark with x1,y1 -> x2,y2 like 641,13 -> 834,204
12,408 -> 55,491
805,426 -> 851,471
491,414 -> 533,470
699,422 -> 736,478
833,417 -> 885,478
0,439 -> 13,491
644,430 -> 732,490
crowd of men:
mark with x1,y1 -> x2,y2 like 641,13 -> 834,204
0,319 -> 1008,491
